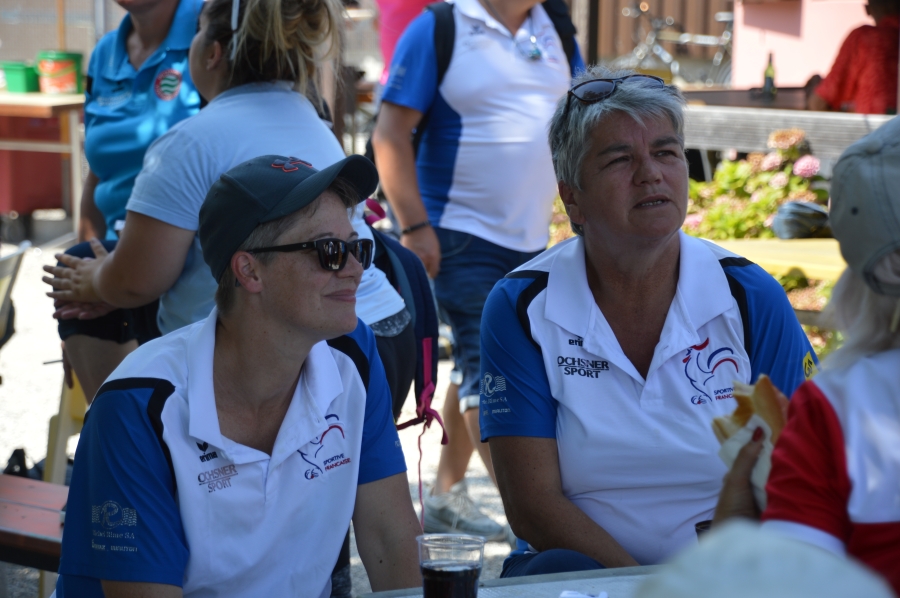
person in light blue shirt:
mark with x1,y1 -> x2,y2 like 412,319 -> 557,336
50,0 -> 203,402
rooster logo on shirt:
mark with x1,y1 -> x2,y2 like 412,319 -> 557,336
683,338 -> 738,405
299,414 -> 348,479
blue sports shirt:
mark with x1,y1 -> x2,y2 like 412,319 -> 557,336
57,312 -> 406,597
83,0 -> 202,239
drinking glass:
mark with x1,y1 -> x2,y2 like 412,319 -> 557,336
417,534 -> 484,598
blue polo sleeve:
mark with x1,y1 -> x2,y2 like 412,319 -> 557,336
381,10 -> 438,113
351,322 -> 407,485
725,262 -> 818,398
480,277 -> 557,441
58,382 -> 188,591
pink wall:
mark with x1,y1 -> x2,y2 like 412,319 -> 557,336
733,0 -> 871,89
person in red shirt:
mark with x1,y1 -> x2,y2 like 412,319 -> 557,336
807,0 -> 899,114
713,117 -> 900,594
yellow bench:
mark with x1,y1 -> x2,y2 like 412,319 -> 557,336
711,238 -> 846,281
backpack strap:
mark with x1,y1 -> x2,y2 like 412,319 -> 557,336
540,0 -> 578,72
369,227 -> 445,443
411,1 -> 457,153
429,1 -> 456,86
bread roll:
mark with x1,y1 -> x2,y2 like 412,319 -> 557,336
711,375 -> 786,444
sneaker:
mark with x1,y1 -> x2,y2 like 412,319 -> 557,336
423,480 -> 505,540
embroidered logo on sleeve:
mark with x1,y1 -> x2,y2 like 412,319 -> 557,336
154,69 -> 182,101
91,501 -> 138,552
803,351 -> 817,380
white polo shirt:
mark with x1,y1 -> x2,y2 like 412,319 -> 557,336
381,0 -> 579,252
57,309 -> 406,598
480,233 -> 815,565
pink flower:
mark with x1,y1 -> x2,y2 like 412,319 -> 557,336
751,190 -> 764,203
793,155 -> 820,178
760,152 -> 782,171
769,172 -> 789,190
684,213 -> 703,229
764,214 -> 776,228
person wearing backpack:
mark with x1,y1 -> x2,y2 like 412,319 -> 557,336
372,0 -> 583,540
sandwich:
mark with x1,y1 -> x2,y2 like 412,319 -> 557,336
712,375 -> 786,445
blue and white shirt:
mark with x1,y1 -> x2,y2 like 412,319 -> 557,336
57,309 -> 406,598
84,0 -> 202,239
479,233 -> 816,565
381,0 -> 583,252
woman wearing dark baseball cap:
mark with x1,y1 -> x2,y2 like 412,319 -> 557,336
55,155 -> 421,598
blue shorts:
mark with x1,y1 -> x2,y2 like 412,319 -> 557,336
433,228 -> 542,412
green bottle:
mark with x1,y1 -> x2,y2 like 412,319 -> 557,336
763,53 -> 777,97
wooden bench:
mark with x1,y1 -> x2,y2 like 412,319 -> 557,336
0,474 -> 67,571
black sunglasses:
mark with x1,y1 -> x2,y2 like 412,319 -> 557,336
562,75 -> 666,121
248,238 -> 374,272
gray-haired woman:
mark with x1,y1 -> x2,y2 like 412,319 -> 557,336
477,66 -> 814,576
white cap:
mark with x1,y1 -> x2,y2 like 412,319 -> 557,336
635,521 -> 894,598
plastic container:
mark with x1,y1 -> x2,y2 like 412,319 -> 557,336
0,62 -> 40,93
35,51 -> 83,94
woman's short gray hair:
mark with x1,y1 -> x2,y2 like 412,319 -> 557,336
549,65 -> 687,192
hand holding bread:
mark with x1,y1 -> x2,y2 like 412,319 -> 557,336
712,375 -> 788,445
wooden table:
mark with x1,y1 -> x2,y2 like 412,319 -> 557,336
0,474 -> 67,572
0,92 -> 85,230
362,565 -> 659,597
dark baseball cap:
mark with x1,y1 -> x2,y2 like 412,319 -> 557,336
199,154 -> 378,282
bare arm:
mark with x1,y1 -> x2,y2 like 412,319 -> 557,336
490,436 -> 640,568
353,471 -> 421,591
371,101 -> 441,277
44,211 -> 195,308
101,581 -> 182,598
79,169 -> 107,242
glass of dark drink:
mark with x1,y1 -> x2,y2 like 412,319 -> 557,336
417,534 -> 484,598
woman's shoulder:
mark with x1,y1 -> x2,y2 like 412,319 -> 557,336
814,349 -> 900,408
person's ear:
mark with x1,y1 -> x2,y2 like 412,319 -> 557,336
231,252 -> 264,294
559,181 -> 586,228
206,40 -> 225,71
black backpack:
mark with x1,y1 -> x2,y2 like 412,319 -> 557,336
365,0 -> 579,161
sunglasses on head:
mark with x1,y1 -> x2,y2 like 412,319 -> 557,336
247,238 -> 374,272
562,75 -> 666,121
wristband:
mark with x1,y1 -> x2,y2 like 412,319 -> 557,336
401,220 -> 431,235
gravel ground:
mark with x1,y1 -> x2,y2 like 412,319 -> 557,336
0,240 -> 510,597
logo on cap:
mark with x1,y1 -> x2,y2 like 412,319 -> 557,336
272,157 -> 313,172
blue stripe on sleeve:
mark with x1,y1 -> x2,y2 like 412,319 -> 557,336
350,322 -> 407,485
724,262 -> 817,398
58,386 -> 187,589
480,277 -> 557,441
381,10 -> 439,114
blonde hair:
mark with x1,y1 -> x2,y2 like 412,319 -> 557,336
203,0 -> 342,93
821,251 -> 900,371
